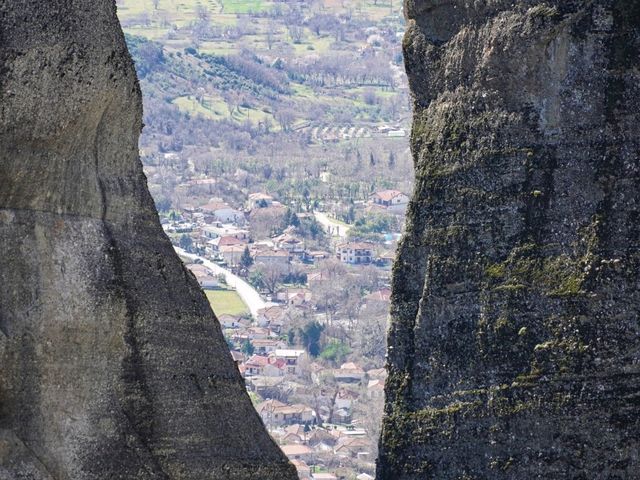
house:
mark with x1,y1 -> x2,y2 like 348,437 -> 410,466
280,444 -> 313,461
333,362 -> 365,384
377,250 -> 396,267
250,338 -> 285,355
247,192 -> 274,209
367,368 -> 387,380
370,190 -> 408,207
213,235 -> 247,250
246,326 -> 273,340
200,200 -> 244,224
335,389 -> 359,411
244,355 -> 285,377
186,264 -> 219,289
291,459 -> 311,480
256,305 -> 286,328
274,349 -> 307,375
273,231 -> 305,254
357,474 -> 375,480
312,474 -> 337,480
304,250 -> 330,263
369,189 -> 409,214
218,314 -> 241,329
276,287 -> 312,306
219,244 -> 246,267
333,436 -> 369,458
336,242 -> 375,265
367,379 -> 385,400
253,248 -> 290,267
307,428 -> 337,447
257,400 -> 316,426
229,350 -> 244,367
248,376 -> 284,397
282,424 -> 305,444
364,288 -> 392,304
202,223 -> 249,240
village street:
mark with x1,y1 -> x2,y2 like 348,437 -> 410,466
313,211 -> 351,238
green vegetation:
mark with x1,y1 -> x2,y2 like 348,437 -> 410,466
118,0 -> 413,215
205,289 -> 249,316
320,341 -> 351,365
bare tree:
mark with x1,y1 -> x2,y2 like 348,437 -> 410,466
275,108 -> 296,132
266,20 -> 277,50
255,262 -> 287,294
287,25 -> 305,44
195,5 -> 210,22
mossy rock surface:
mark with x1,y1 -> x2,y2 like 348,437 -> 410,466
379,1 -> 640,479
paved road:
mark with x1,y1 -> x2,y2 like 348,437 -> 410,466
175,247 -> 275,319
314,211 -> 350,238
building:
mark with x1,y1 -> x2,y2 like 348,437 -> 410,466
336,242 -> 375,265
369,189 -> 409,207
291,459 -> 311,479
219,244 -> 246,267
200,200 -> 245,224
247,192 -> 274,209
280,444 -> 313,461
257,400 -> 316,426
256,305 -> 286,328
274,349 -> 307,375
333,362 -> 365,384
253,247 -> 290,267
186,264 -> 219,289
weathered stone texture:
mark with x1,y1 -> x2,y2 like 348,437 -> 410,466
0,2 -> 296,479
379,1 -> 640,479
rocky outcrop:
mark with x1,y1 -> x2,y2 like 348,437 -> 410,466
0,2 -> 296,479
379,1 -> 640,479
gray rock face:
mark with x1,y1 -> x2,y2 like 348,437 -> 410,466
379,1 -> 640,479
0,2 -> 296,479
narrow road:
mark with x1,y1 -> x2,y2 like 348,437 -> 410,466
174,247 -> 275,319
314,211 -> 350,238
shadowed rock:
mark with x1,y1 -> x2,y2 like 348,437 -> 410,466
379,1 -> 640,479
0,1 -> 296,479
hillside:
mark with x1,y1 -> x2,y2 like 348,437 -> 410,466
116,0 -> 413,214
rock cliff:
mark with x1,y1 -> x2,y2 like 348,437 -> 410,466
379,1 -> 640,478
0,2 -> 296,479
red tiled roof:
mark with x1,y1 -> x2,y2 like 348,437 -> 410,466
372,189 -> 405,201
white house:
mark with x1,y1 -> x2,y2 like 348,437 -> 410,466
336,242 -> 374,265
186,264 -> 219,289
274,349 -> 307,375
247,192 -> 274,209
369,189 -> 409,207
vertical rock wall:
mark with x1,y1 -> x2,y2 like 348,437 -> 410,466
0,1 -> 296,479
379,1 -> 640,478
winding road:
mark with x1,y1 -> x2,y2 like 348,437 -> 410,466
174,247 -> 275,319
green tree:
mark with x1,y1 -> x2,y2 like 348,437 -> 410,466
287,328 -> 296,346
179,234 -> 193,251
240,246 -> 253,269
388,151 -> 396,169
299,321 -> 324,357
320,341 -> 351,365
241,339 -> 255,356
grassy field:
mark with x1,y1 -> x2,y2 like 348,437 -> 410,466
205,289 -> 249,316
